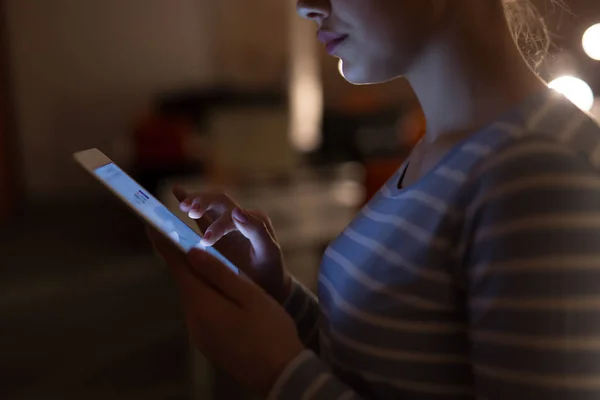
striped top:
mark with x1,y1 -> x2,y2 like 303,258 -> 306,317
268,89 -> 600,400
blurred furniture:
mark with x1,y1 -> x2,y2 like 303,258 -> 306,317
208,106 -> 296,184
129,86 -> 292,195
132,111 -> 203,195
158,163 -> 365,400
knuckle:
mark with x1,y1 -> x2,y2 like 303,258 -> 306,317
187,192 -> 240,220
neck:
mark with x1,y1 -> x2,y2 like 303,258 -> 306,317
404,10 -> 547,144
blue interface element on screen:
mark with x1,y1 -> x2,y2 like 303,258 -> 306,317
94,163 -> 239,274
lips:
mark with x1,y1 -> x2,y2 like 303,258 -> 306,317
317,30 -> 348,55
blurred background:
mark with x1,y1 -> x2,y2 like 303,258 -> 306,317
1,0 -> 600,399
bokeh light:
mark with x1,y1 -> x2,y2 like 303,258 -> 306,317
583,23 -> 600,61
548,76 -> 595,112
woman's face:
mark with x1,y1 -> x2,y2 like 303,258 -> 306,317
297,0 -> 441,84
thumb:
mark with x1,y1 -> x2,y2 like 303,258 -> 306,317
231,208 -> 277,260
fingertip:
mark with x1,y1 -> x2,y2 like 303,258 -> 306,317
200,230 -> 214,246
179,196 -> 194,211
188,209 -> 202,219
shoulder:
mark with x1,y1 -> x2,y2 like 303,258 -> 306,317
457,108 -> 600,219
466,95 -> 600,192
458,140 -> 600,238
472,136 -> 598,187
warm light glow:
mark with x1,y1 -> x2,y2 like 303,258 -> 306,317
548,76 -> 595,112
290,73 -> 323,151
288,4 -> 323,152
583,23 -> 600,61
332,180 -> 365,207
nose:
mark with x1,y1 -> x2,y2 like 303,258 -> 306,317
296,0 -> 330,24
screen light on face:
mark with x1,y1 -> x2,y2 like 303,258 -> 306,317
548,76 -> 595,112
583,23 -> 600,61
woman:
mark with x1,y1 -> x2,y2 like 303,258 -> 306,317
149,0 -> 600,398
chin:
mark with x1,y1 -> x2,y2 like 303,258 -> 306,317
338,59 -> 401,85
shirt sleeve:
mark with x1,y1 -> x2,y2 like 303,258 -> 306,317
272,281 -> 365,400
283,277 -> 322,353
463,138 -> 600,399
267,350 -> 363,400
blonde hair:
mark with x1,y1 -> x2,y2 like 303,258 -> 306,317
503,0 -> 557,69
